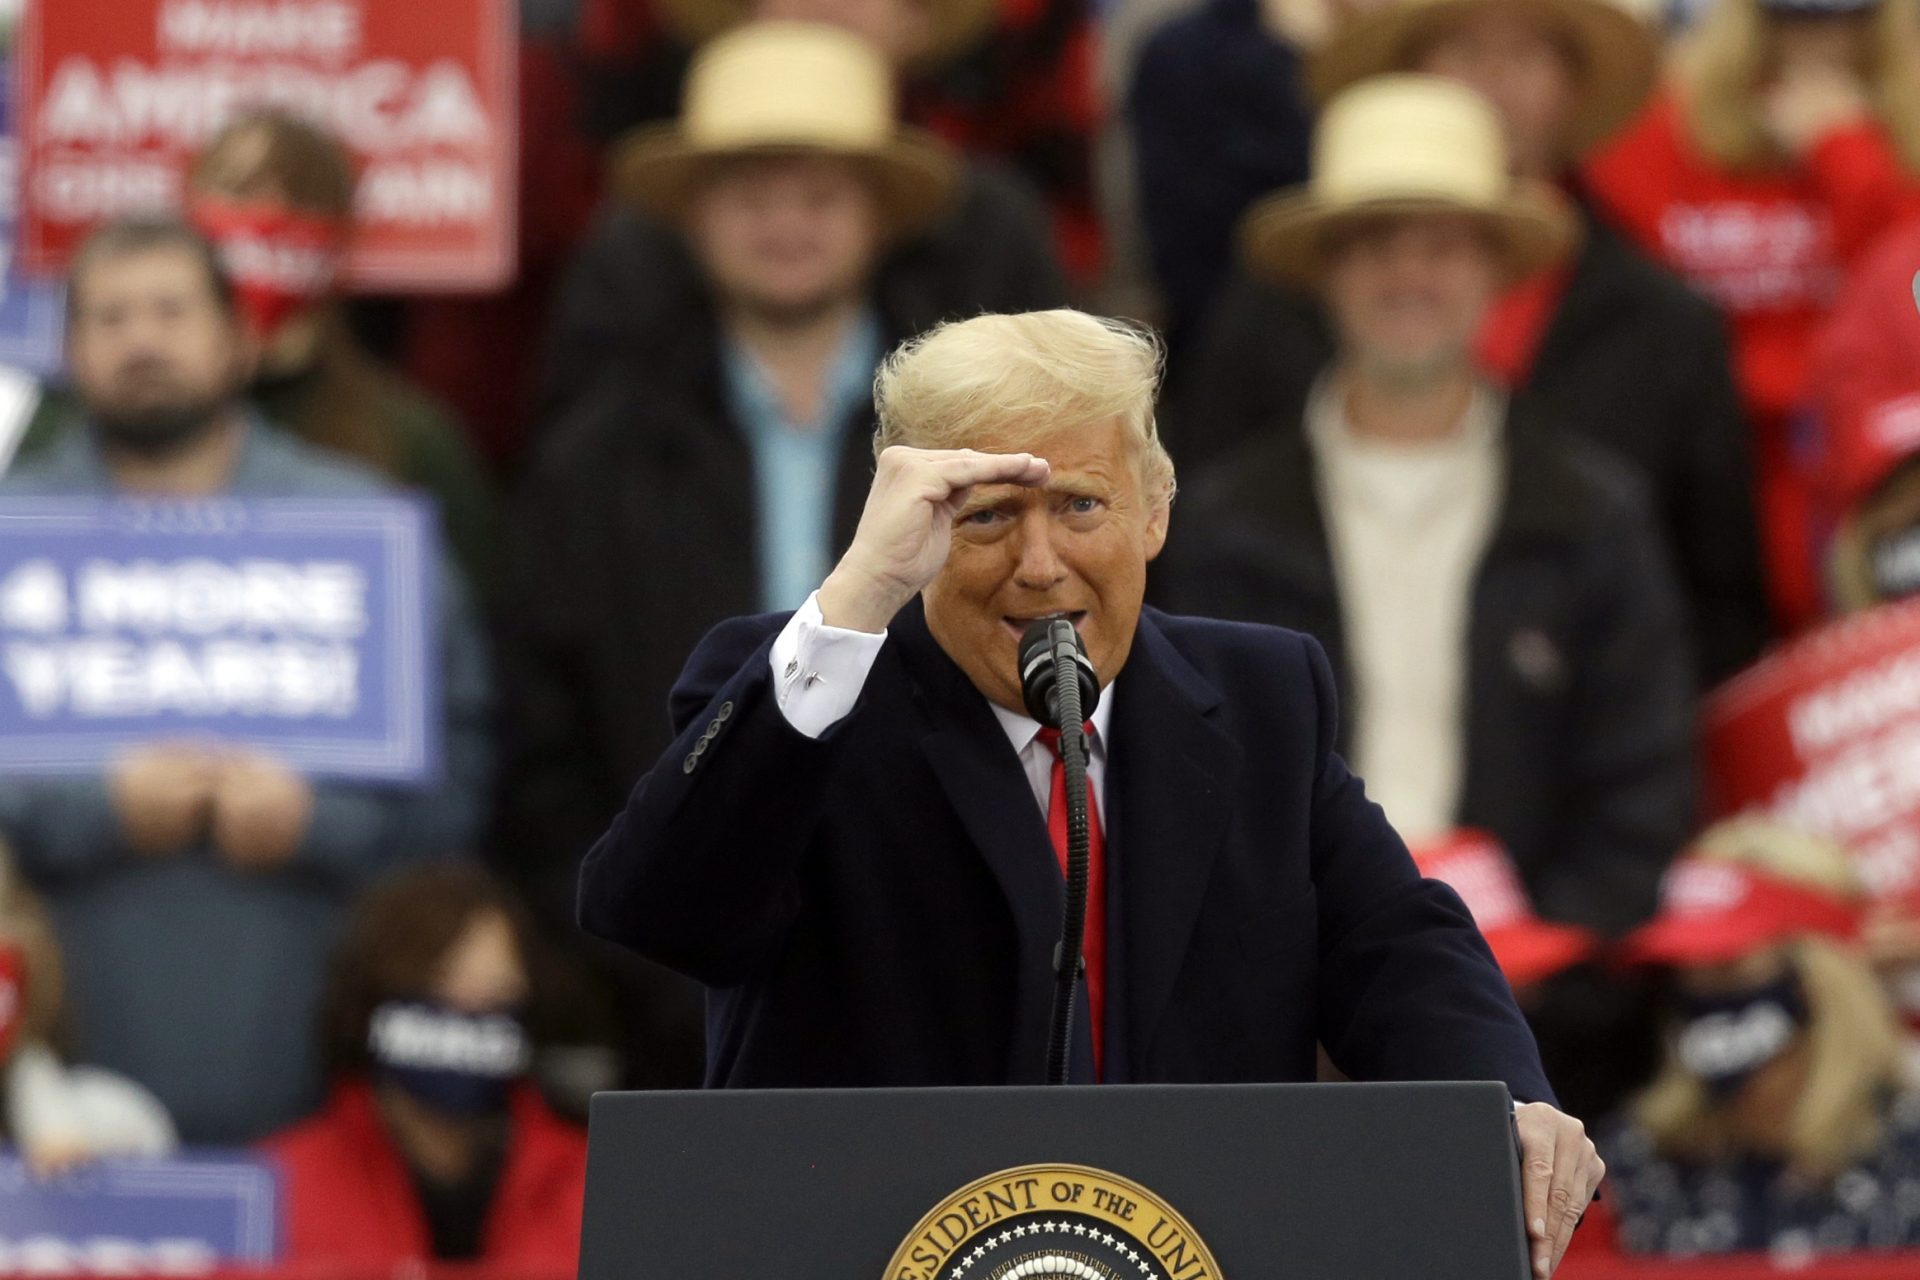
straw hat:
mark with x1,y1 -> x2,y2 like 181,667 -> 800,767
1306,0 -> 1661,157
655,0 -> 998,67
611,23 -> 960,237
1239,75 -> 1577,287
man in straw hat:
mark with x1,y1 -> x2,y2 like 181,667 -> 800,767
501,23 -> 987,1043
580,300 -> 1604,1277
571,0 -> 1100,268
1173,0 -> 1769,688
1167,79 -> 1697,1134
543,6 -> 1075,424
1166,73 -> 1695,969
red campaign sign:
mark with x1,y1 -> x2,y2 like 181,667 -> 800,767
1702,599 -> 1920,908
16,0 -> 518,292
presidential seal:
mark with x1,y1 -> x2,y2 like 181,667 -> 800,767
885,1164 -> 1223,1280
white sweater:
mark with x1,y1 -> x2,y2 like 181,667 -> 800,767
1306,378 -> 1504,843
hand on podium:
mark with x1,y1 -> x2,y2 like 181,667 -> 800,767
1516,1101 -> 1606,1278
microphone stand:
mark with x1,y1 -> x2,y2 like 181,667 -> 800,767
1044,630 -> 1092,1087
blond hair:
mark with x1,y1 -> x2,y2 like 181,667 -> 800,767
1675,0 -> 1920,172
872,310 -> 1178,503
1634,817 -> 1906,1181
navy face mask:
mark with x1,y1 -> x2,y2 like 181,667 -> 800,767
1673,974 -> 1809,1102
368,999 -> 530,1117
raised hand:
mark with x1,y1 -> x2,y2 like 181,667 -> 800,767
109,743 -> 221,857
816,446 -> 1050,633
1763,60 -> 1870,157
209,751 -> 315,871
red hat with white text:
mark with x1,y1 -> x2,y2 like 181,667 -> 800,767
1411,830 -> 1596,986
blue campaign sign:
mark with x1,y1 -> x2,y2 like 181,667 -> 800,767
0,496 -> 440,781
0,61 -> 64,377
0,1152 -> 278,1270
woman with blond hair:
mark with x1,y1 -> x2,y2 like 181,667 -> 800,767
1583,0 -> 1920,633
0,846 -> 174,1173
1598,817 -> 1920,1254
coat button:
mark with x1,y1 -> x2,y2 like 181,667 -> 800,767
707,718 -> 723,737
716,701 -> 734,721
1509,628 -> 1567,693
682,754 -> 698,774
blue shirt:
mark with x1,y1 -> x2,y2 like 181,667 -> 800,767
722,312 -> 884,613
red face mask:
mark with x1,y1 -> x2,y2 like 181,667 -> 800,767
0,944 -> 28,1063
189,196 -> 347,341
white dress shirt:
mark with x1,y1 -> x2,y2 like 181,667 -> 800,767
769,592 -> 1113,819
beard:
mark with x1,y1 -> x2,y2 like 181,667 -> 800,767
86,364 -> 239,460
92,395 -> 232,459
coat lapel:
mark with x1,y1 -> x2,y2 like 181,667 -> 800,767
1104,610 -> 1242,1075
891,602 -> 1065,1083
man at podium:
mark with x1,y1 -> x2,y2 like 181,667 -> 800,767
579,308 -> 1604,1277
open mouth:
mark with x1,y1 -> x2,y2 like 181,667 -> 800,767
1001,610 -> 1088,642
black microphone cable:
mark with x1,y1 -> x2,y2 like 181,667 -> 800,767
1019,618 -> 1099,1086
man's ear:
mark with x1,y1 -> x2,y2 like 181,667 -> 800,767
1143,492 -> 1171,562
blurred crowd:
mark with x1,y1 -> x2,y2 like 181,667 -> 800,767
4,0 -> 1920,1269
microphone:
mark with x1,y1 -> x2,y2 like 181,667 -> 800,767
1016,617 -> 1100,1086
1018,618 -> 1100,726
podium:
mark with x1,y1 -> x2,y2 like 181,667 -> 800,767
580,1080 -> 1531,1279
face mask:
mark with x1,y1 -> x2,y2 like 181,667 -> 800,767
0,944 -> 26,1063
1673,974 -> 1808,1102
368,999 -> 530,1117
188,196 -> 345,342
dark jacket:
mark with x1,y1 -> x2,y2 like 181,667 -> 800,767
578,596 -> 1557,1100
498,262 -> 879,923
1173,213 -> 1771,687
538,163 -> 1070,426
1127,0 -> 1314,349
1159,403 -> 1698,936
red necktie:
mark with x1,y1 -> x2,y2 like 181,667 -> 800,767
1037,725 -> 1105,1079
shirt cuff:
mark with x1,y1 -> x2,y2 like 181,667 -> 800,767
768,591 -> 888,739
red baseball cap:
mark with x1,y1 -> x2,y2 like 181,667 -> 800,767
1621,857 -> 1861,968
1411,831 -> 1596,986
1824,391 -> 1920,517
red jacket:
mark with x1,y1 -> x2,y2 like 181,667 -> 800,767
261,1080 -> 587,1274
1807,220 -> 1920,531
1584,89 -> 1920,626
